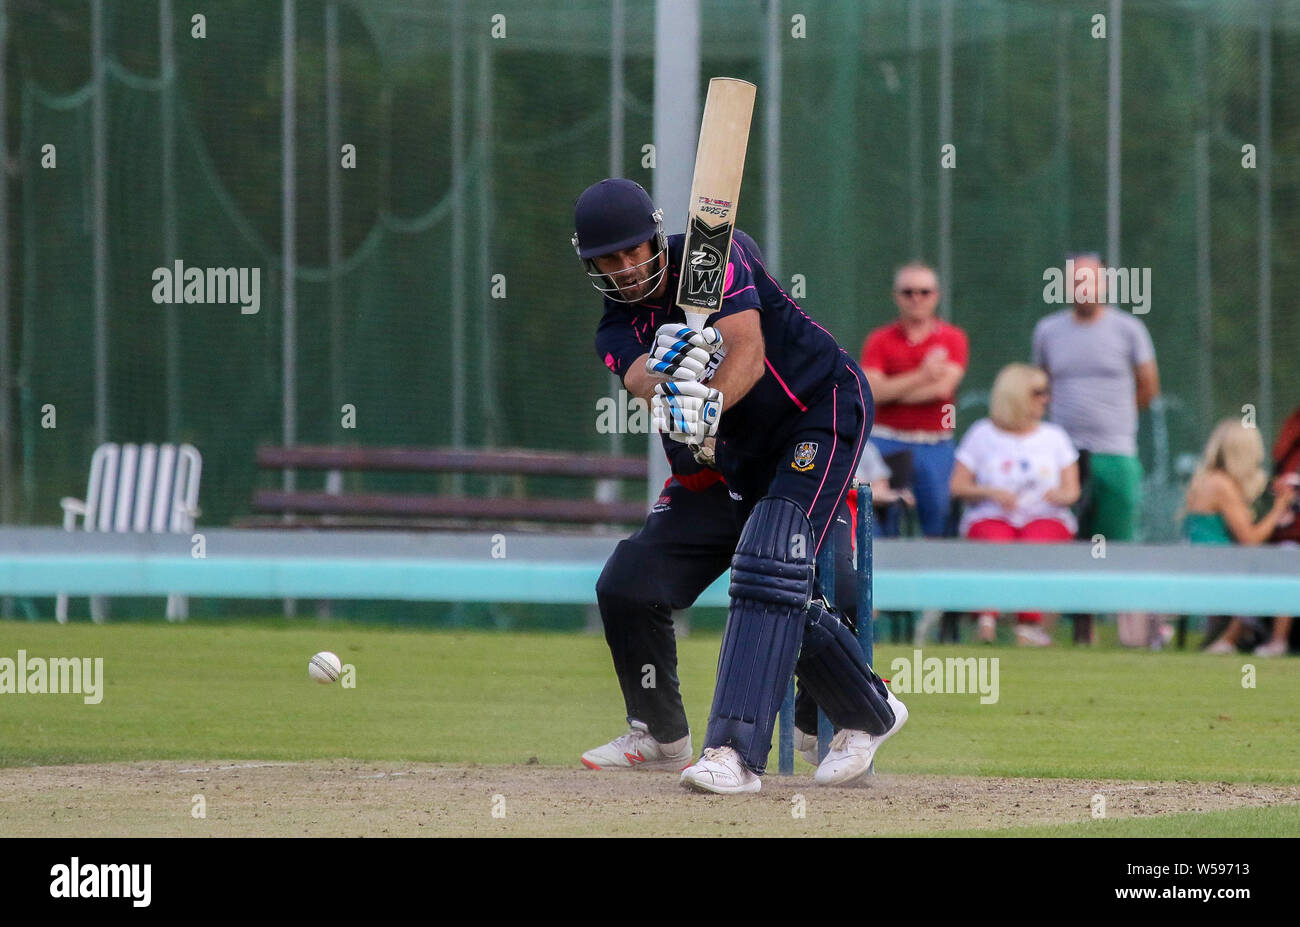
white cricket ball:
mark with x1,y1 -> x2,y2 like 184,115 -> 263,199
308,651 -> 342,684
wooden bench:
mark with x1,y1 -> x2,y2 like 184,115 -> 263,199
247,445 -> 649,530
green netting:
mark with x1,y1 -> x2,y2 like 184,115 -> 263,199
5,0 -> 1300,558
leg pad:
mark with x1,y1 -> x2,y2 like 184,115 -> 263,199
705,497 -> 815,773
796,599 -> 894,735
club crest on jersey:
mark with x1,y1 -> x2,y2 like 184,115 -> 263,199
792,442 -> 819,472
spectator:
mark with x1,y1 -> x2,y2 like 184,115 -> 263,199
1267,406 -> 1300,544
1032,252 -> 1160,644
1185,420 -> 1296,656
1259,407 -> 1300,654
855,439 -> 915,510
950,363 -> 1080,646
861,262 -> 969,537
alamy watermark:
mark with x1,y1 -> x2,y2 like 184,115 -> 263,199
0,650 -> 103,704
151,261 -> 261,314
50,858 -> 150,907
1042,259 -> 1151,314
596,389 -> 650,434
887,649 -> 999,705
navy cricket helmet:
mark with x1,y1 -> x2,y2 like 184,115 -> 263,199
572,178 -> 667,303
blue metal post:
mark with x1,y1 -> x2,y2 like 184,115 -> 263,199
858,481 -> 875,775
858,481 -> 874,665
781,481 -> 872,775
815,532 -> 835,763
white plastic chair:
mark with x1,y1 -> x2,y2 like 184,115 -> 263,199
57,443 -> 202,623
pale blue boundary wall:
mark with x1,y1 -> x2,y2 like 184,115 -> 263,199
1,530 -> 1298,616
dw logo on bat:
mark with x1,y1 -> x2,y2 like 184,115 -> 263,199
689,246 -> 720,268
688,244 -> 724,305
792,441 -> 819,472
678,216 -> 733,310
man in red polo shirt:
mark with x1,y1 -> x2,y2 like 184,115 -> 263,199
860,262 -> 968,536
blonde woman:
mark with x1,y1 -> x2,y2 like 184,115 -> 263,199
1185,420 -> 1296,656
950,364 -> 1080,645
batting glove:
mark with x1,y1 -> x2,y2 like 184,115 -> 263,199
652,380 -> 723,446
645,324 -> 724,381
692,437 -> 717,467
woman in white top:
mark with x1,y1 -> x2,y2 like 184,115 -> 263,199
950,363 -> 1081,645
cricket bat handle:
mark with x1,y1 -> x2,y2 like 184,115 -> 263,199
682,311 -> 713,455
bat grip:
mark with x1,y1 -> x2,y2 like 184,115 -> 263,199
676,311 -> 713,456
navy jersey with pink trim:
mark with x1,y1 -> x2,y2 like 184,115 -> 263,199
594,231 -> 847,458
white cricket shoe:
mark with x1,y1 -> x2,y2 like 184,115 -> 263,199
679,746 -> 762,794
1253,639 -> 1288,658
580,721 -> 693,771
795,728 -> 819,766
1015,624 -> 1053,647
813,689 -> 909,786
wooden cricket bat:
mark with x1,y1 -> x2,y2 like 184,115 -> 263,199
676,78 -> 757,332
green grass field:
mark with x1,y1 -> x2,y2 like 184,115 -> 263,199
944,803 -> 1300,837
2,620 -> 1296,779
1,619 -> 1297,836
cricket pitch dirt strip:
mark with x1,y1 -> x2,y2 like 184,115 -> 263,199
2,762 -> 1298,837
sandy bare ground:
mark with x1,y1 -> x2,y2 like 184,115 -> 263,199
1,762 -> 1297,837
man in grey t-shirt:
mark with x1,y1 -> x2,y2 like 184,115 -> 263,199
1033,253 -> 1160,641
1033,302 -> 1158,458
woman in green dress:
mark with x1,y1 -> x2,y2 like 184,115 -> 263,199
1182,419 -> 1296,655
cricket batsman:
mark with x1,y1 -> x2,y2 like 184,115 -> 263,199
573,178 -> 907,793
